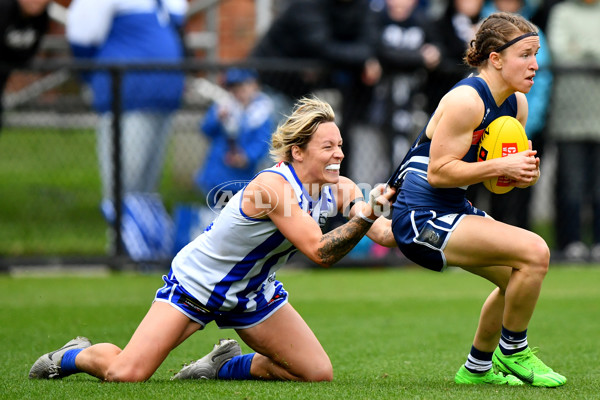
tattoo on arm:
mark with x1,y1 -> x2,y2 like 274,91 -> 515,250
317,216 -> 372,265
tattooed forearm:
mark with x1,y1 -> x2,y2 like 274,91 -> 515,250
317,216 -> 372,266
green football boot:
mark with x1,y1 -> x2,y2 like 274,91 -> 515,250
493,347 -> 567,387
455,365 -> 524,385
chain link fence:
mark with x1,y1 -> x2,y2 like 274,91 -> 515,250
1,60 -> 598,270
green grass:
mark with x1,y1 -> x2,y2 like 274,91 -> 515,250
2,266 -> 599,399
0,127 -> 201,256
0,128 -> 104,255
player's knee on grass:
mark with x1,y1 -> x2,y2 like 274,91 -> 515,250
296,357 -> 333,382
105,361 -> 155,382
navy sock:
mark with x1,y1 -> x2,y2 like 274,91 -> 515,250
499,326 -> 528,355
60,348 -> 83,377
464,345 -> 493,373
217,353 -> 254,380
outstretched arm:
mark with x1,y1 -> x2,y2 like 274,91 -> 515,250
315,215 -> 376,266
242,174 -> 394,267
317,182 -> 396,264
337,179 -> 397,248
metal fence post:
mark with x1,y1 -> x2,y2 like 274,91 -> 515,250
110,67 -> 125,261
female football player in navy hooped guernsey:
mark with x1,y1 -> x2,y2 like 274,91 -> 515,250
385,12 -> 565,387
29,97 -> 396,383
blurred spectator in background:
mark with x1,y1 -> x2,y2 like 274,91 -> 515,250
195,68 -> 275,208
354,0 -> 440,260
427,0 -> 483,112
470,0 -> 553,230
66,0 -> 187,261
360,0 -> 441,184
249,0 -> 381,178
66,0 -> 187,205
546,0 -> 600,261
0,0 -> 52,130
530,0 -> 564,32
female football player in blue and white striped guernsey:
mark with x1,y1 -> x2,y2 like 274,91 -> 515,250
29,97 -> 396,382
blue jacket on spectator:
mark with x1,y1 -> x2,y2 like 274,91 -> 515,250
66,0 -> 186,113
195,90 -> 274,198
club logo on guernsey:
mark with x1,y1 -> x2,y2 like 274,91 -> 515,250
318,211 -> 328,227
472,128 -> 485,145
478,147 -> 489,161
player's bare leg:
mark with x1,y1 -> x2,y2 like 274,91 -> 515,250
444,216 -> 549,332
446,216 -> 564,387
458,267 -> 511,352
75,302 -> 200,381
236,303 -> 333,381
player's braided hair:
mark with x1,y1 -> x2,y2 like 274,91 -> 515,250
464,12 -> 538,67
269,96 -> 335,163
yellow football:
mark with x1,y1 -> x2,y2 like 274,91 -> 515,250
477,116 -> 529,194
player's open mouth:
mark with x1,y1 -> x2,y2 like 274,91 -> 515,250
325,164 -> 340,171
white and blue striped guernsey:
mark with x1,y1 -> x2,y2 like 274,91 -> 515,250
171,162 -> 336,313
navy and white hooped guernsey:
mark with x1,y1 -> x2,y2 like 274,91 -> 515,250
171,162 -> 336,313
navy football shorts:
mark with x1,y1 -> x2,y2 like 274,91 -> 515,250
154,272 -> 288,329
392,204 -> 487,272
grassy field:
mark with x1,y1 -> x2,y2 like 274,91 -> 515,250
0,128 -> 104,255
0,127 -> 202,256
2,265 -> 599,399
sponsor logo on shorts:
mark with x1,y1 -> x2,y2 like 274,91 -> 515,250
178,295 -> 211,314
268,293 -> 284,305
